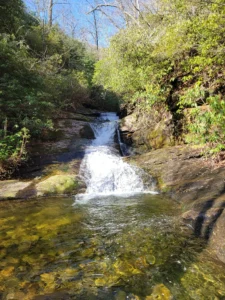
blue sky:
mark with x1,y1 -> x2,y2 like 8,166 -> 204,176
23,0 -> 122,47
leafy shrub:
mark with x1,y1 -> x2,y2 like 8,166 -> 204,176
94,0 -> 225,154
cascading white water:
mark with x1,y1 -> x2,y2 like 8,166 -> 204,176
75,112 -> 156,200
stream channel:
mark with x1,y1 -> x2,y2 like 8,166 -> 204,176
0,113 -> 225,299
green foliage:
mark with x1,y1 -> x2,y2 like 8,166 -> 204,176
0,2 -> 97,174
94,0 -> 225,154
186,95 -> 225,154
91,86 -> 120,111
0,0 -> 24,34
0,128 -> 30,161
179,84 -> 206,109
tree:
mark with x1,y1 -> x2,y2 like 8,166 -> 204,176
27,0 -> 70,27
48,0 -> 53,26
0,0 -> 24,33
87,0 -> 141,27
0,0 -> 98,175
94,0 -> 225,153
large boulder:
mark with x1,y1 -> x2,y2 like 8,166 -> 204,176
120,110 -> 174,154
36,175 -> 78,197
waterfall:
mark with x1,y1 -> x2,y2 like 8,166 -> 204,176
116,124 -> 129,156
75,112 -> 157,200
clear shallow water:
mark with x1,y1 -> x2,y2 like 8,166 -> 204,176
0,195 -> 225,299
1,113 -> 225,299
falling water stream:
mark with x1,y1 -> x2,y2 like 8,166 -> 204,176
0,113 -> 225,299
76,113 -> 156,200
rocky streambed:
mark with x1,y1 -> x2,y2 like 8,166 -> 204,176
1,108 -> 225,265
120,110 -> 225,266
126,146 -> 225,264
1,109 -> 225,298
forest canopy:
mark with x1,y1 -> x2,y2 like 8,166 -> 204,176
94,0 -> 225,153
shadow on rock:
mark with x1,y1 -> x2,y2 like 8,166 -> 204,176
15,182 -> 37,199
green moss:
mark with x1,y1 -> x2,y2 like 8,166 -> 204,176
36,175 -> 78,196
147,125 -> 174,150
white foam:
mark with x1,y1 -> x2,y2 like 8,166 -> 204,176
75,113 -> 157,201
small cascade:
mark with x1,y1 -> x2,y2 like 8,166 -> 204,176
76,112 -> 156,200
116,125 -> 129,156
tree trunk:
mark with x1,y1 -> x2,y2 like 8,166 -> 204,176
135,0 -> 140,19
48,0 -> 53,27
3,117 -> 7,137
93,10 -> 99,51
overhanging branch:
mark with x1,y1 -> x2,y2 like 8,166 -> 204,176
87,4 -> 118,14
87,3 -> 140,26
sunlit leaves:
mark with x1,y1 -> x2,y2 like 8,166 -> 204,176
94,0 -> 225,153
0,4 -> 97,170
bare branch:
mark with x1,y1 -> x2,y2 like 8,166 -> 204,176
97,9 -> 121,30
87,4 -> 118,14
88,2 -> 140,27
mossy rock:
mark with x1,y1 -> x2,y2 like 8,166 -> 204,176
36,175 -> 78,196
146,284 -> 172,299
121,110 -> 174,153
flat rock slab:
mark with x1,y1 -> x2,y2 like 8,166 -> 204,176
0,174 -> 80,200
128,145 -> 225,263
128,145 -> 225,209
0,180 -> 33,200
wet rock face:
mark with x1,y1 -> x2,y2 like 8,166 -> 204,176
182,202 -> 225,264
129,146 -> 225,207
119,111 -> 174,154
79,124 -> 95,139
25,110 -> 97,168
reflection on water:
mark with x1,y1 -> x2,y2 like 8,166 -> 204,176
0,195 -> 225,299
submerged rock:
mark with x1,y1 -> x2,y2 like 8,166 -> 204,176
146,284 -> 172,300
113,259 -> 142,276
94,274 -> 121,287
6,292 -> 26,300
114,291 -> 127,300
